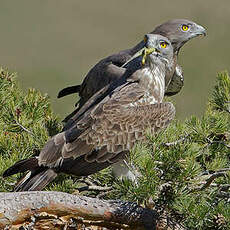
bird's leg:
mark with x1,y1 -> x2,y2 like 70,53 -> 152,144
112,159 -> 140,185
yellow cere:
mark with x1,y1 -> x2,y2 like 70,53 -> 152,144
160,42 -> 167,48
182,25 -> 189,31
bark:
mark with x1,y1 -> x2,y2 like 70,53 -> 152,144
0,191 -> 157,230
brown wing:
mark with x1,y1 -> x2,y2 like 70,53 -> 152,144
39,83 -> 175,168
57,45 -> 135,100
60,63 -> 127,123
78,63 -> 126,105
63,77 -> 132,131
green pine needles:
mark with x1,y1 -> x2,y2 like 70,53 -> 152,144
0,67 -> 229,229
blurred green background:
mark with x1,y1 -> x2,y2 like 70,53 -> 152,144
0,0 -> 229,120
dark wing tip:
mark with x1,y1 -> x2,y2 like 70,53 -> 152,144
3,158 -> 38,178
2,168 -> 12,178
57,85 -> 81,98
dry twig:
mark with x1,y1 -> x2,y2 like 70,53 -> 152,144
163,133 -> 190,147
14,120 -> 34,136
191,168 -> 230,192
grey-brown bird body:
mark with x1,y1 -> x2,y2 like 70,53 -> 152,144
3,34 -> 176,191
58,19 -> 206,122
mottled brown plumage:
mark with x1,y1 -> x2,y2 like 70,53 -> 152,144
4,34 -> 175,191
58,19 -> 206,122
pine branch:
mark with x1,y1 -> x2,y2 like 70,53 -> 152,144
14,119 -> 34,136
191,168 -> 230,192
162,133 -> 190,147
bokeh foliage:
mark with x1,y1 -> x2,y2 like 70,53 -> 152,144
0,68 -> 229,229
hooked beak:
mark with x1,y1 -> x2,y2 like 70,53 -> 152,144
195,24 -> 207,37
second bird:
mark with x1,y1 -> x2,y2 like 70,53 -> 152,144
58,19 -> 206,122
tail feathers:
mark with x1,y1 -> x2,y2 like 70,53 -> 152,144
57,85 -> 81,98
14,168 -> 57,191
3,157 -> 39,178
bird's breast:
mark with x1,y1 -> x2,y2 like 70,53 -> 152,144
132,66 -> 165,106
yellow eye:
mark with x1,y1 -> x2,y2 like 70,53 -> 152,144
182,24 -> 189,31
144,35 -> 147,43
160,42 -> 167,48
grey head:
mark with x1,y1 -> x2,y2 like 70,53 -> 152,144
122,34 -> 174,91
152,19 -> 206,53
123,34 -> 174,69
143,34 -> 174,71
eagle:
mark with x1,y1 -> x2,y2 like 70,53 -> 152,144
4,34 -> 176,191
57,19 -> 206,122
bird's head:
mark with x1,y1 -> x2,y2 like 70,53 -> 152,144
141,34 -> 174,70
152,19 -> 206,53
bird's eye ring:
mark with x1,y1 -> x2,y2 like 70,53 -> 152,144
182,24 -> 189,31
160,42 -> 167,49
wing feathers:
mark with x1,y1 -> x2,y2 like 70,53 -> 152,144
62,139 -> 94,159
3,157 -> 38,177
39,133 -> 65,166
39,79 -> 175,170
